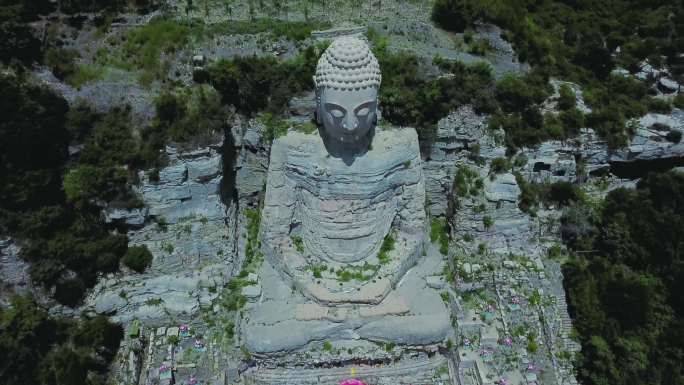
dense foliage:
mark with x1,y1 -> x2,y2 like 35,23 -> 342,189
432,0 -> 684,149
0,296 -> 123,385
0,74 -> 159,306
205,43 -> 324,117
562,171 -> 684,385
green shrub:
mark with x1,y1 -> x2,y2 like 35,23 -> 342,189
557,84 -> 576,111
292,236 -> 304,253
559,108 -> 586,137
206,43 -> 324,117
666,130 -> 682,144
482,216 -> 494,229
0,16 -> 43,64
44,47 -> 79,80
154,84 -> 229,143
260,113 -> 289,142
67,64 -> 104,88
122,245 -> 153,273
378,233 -> 396,264
674,93 -> 684,109
431,0 -> 473,32
516,174 -> 584,214
103,17 -> 189,84
430,218 -> 449,255
562,171 -> 684,385
647,97 -> 672,114
0,296 -> 123,385
490,157 -> 510,174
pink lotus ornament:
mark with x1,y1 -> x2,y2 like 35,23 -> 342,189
194,339 -> 204,349
499,378 -> 508,385
527,363 -> 536,371
159,364 -> 170,373
340,380 -> 366,385
463,337 -> 471,346
188,375 -> 198,385
180,324 -> 189,332
503,337 -> 513,347
511,296 -> 521,304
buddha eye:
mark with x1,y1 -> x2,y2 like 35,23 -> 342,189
357,107 -> 370,116
330,109 -> 344,118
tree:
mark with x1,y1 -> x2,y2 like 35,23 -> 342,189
431,0 -> 472,32
122,245 -> 153,273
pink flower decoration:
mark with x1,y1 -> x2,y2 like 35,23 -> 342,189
340,380 -> 366,385
499,378 -> 508,385
159,364 -> 169,373
503,337 -> 513,346
180,324 -> 189,331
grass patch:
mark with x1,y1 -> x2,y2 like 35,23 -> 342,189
240,207 -> 263,276
293,121 -> 318,134
259,112 -> 290,142
291,235 -> 304,253
66,64 -> 105,88
199,18 -> 331,41
377,232 -> 396,264
334,262 -> 379,282
430,218 -> 449,255
100,17 -> 189,85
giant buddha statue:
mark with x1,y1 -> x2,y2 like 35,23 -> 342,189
241,36 -> 449,355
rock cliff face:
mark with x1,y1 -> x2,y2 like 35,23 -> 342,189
424,105 -> 499,217
0,237 -> 31,304
85,136 -> 238,324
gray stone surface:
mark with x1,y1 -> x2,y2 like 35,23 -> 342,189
0,238 -> 31,302
85,138 -> 237,324
103,207 -> 149,228
610,111 -> 684,162
259,128 -> 426,303
658,77 -> 680,93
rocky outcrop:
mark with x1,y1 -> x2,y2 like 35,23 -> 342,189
424,105 -> 500,217
85,136 -> 238,324
0,238 -> 31,304
610,110 -> 684,163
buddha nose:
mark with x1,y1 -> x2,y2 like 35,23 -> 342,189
342,115 -> 358,131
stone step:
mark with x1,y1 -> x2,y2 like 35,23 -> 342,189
242,357 -> 449,385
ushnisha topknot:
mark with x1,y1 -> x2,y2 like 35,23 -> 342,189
314,36 -> 382,91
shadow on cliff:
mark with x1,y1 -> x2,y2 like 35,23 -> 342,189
220,129 -> 238,207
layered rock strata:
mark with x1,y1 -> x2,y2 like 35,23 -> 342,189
242,127 -> 450,354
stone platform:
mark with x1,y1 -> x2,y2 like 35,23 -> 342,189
242,355 -> 450,384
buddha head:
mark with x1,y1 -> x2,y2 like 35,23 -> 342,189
314,36 -> 382,144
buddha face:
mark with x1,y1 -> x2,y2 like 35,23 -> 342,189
318,87 -> 378,143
